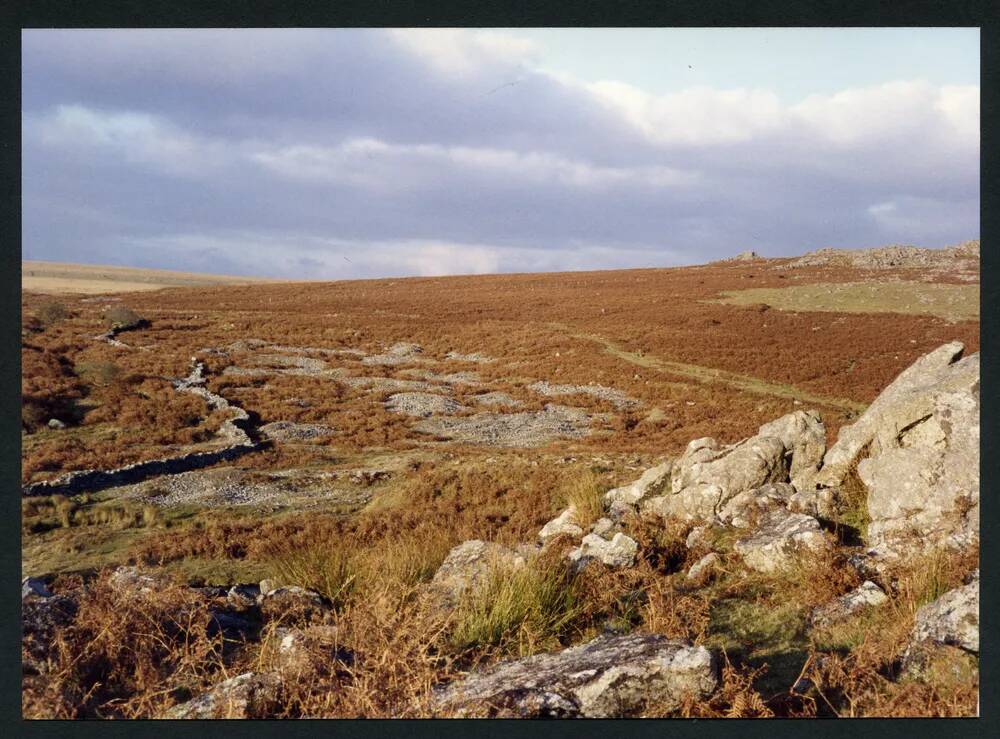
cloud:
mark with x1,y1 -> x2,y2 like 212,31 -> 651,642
385,28 -> 539,77
28,104 -> 238,177
252,137 -> 697,190
100,232 -> 686,280
587,81 -> 786,145
21,29 -> 979,278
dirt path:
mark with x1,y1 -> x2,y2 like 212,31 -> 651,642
550,323 -> 868,414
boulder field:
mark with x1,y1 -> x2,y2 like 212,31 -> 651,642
21,342 -> 979,717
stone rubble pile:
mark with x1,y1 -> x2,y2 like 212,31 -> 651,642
21,341 -> 979,718
22,359 -> 263,498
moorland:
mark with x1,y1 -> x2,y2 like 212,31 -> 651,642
21,242 -> 980,718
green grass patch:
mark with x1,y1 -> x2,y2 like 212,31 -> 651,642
713,281 -> 979,321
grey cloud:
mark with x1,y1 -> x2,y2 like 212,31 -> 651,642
21,30 -> 979,277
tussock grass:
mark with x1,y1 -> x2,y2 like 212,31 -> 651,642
267,526 -> 455,609
37,301 -> 70,328
449,552 -> 582,657
74,361 -> 123,387
360,527 -> 455,591
558,469 -> 604,528
267,540 -> 360,610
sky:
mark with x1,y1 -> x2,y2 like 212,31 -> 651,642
21,28 -> 980,279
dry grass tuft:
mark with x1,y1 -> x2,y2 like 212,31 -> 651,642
448,550 -> 582,657
267,540 -> 360,610
557,469 -> 605,529
641,576 -> 712,644
805,545 -> 979,717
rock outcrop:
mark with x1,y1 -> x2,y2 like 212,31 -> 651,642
733,511 -> 831,573
782,241 -> 980,270
643,434 -> 789,522
814,342 -> 979,557
758,410 -> 826,486
716,482 -> 796,528
433,633 -> 717,717
719,250 -> 761,262
603,461 -> 672,518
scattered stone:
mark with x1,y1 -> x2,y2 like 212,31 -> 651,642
733,511 -> 831,573
46,418 -> 67,430
259,421 -> 335,442
810,581 -> 888,627
685,526 -> 710,550
259,579 -> 278,597
686,553 -> 720,584
568,533 -> 638,569
108,566 -> 167,595
590,517 -> 615,539
124,466 -> 373,511
227,584 -> 261,609
529,380 -> 639,410
538,507 -> 584,544
363,342 -> 425,366
415,404 -> 592,447
384,392 -> 467,417
248,353 -> 330,373
445,351 -> 495,364
162,672 -> 283,719
433,632 -> 717,717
